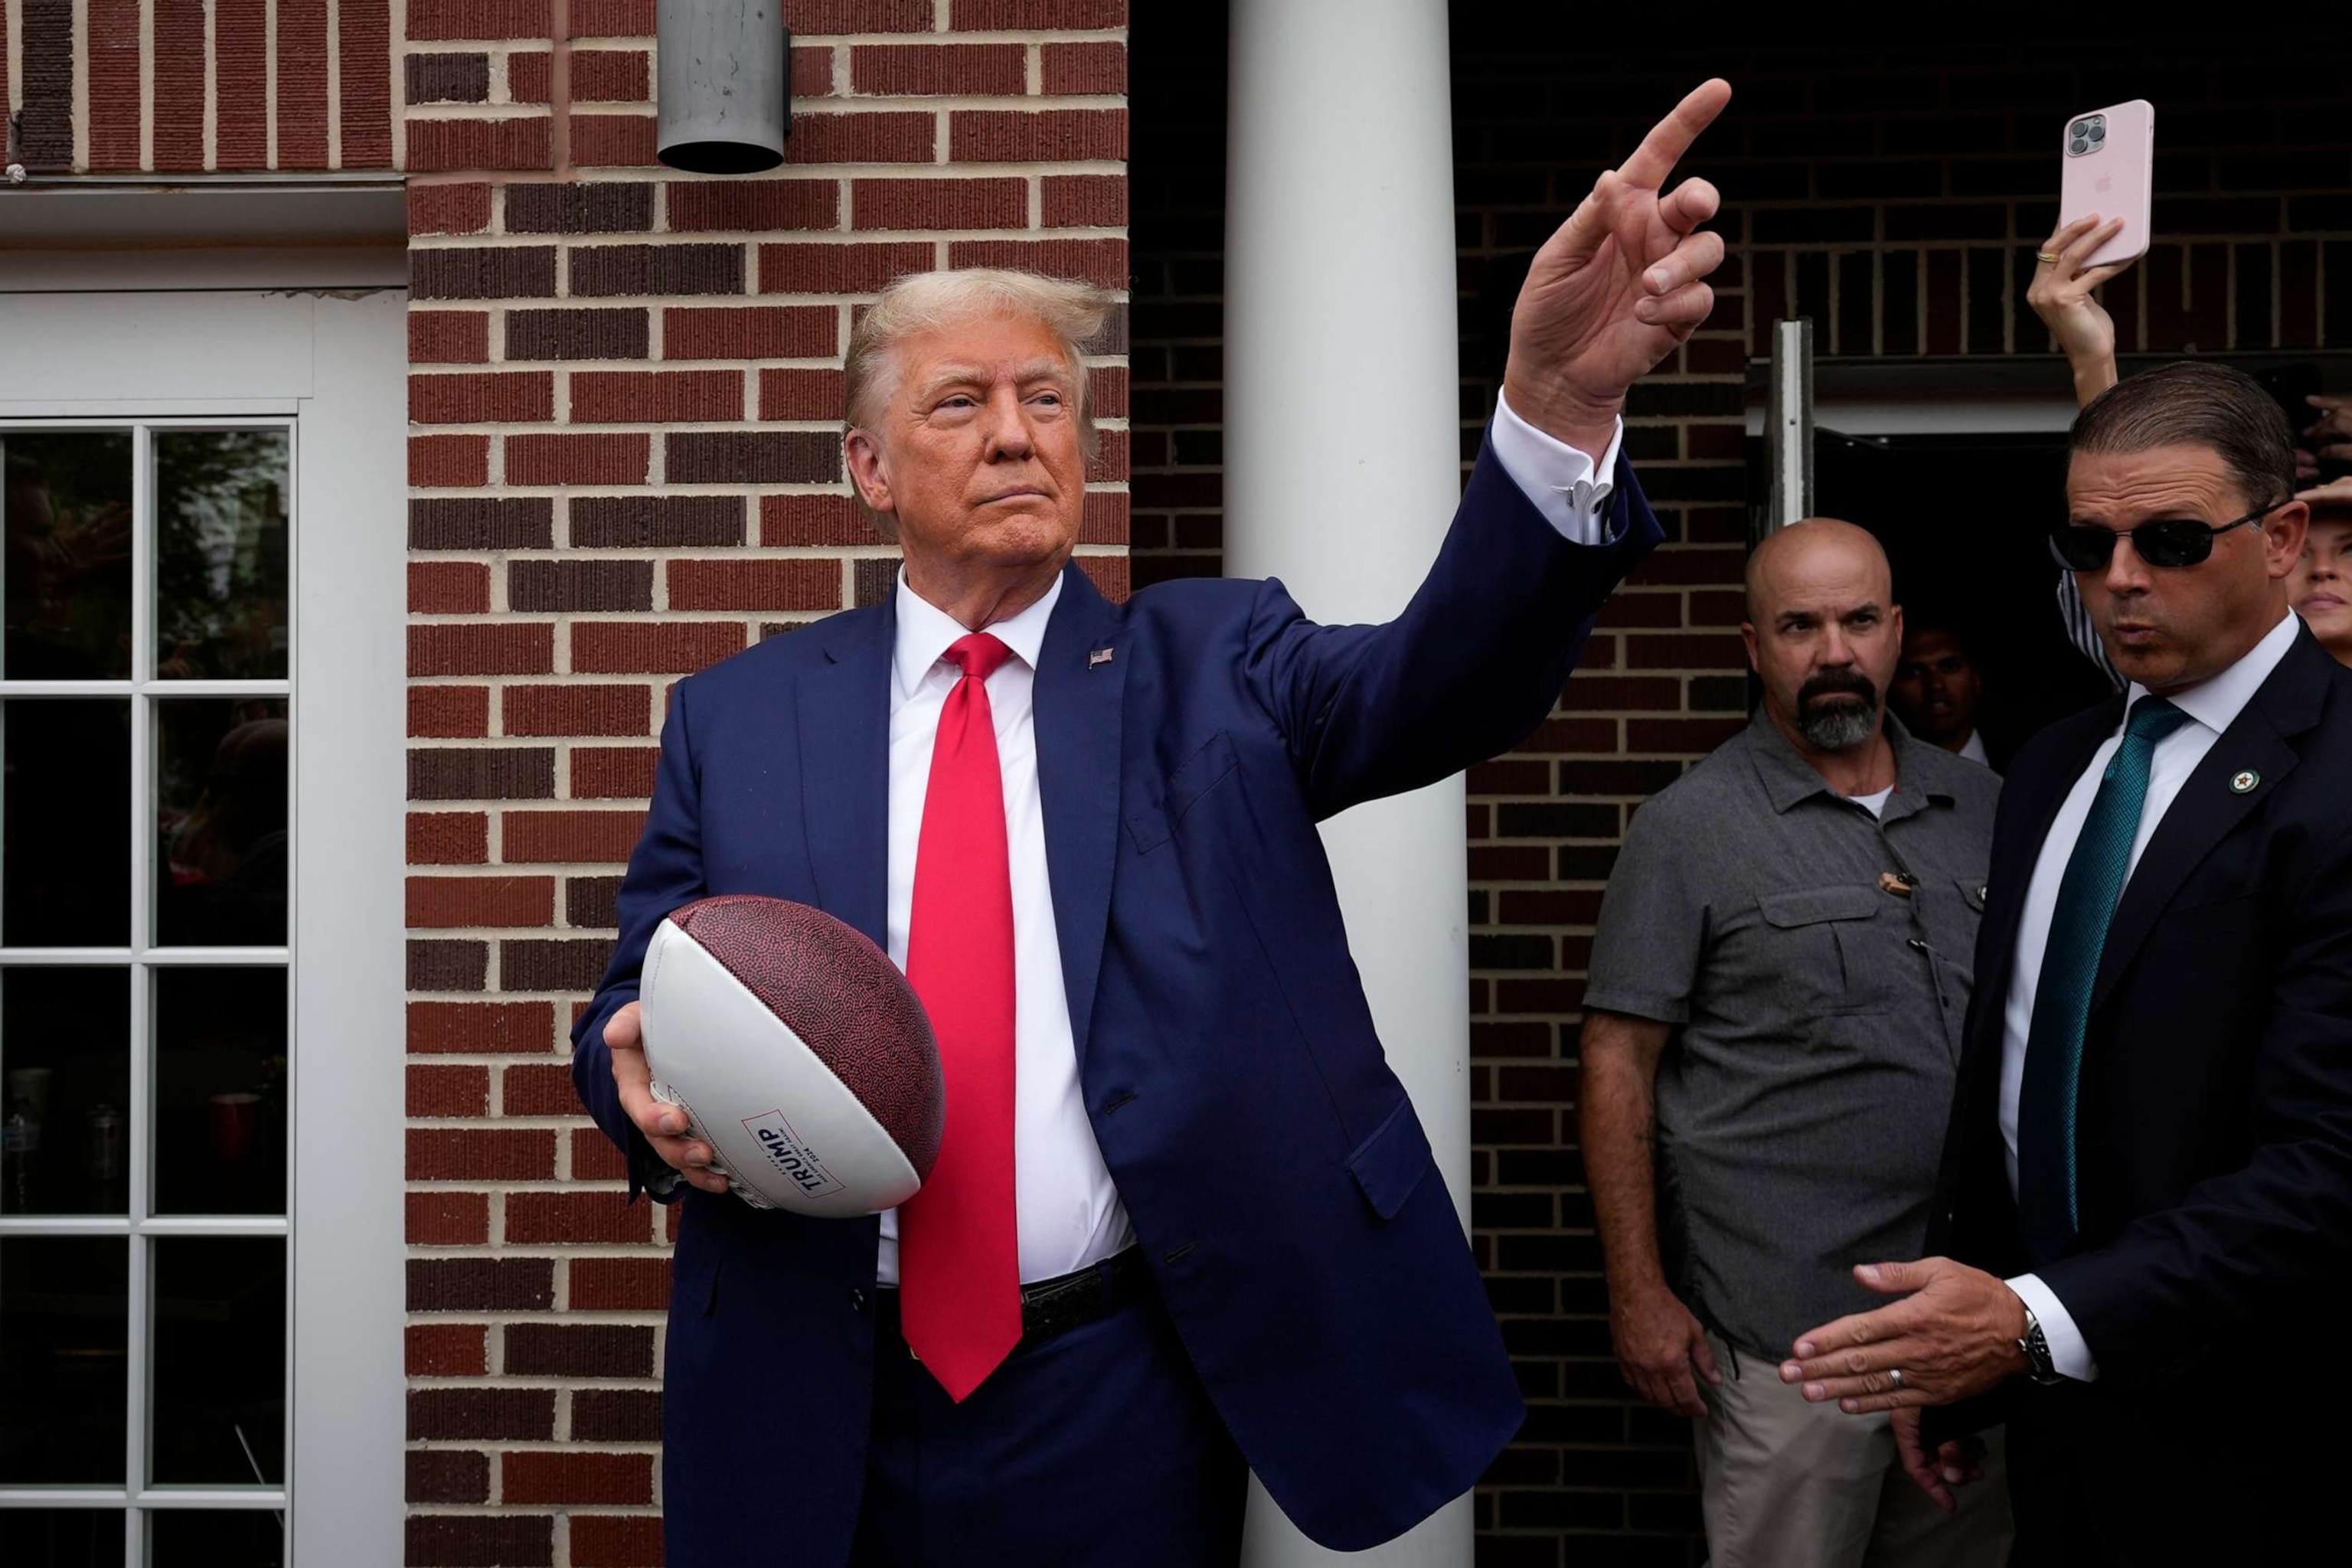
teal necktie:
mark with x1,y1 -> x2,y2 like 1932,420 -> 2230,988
2017,696 -> 2193,1266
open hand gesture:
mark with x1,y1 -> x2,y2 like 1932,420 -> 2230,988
1504,79 -> 1731,454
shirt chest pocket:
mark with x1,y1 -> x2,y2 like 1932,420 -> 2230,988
1758,885 -> 1899,1018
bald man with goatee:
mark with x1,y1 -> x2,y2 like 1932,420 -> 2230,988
1579,521 -> 2011,1565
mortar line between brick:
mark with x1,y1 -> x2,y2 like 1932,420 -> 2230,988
138,0 -> 152,169
201,0 -> 215,167
323,0 -> 338,165
70,0 -> 87,168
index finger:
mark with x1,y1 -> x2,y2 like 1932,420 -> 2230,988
1620,78 -> 1732,191
1791,1302 -> 1909,1359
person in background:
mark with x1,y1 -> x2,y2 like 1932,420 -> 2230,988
1891,619 -> 1997,769
1579,518 -> 2009,1567
2029,215 -> 2352,669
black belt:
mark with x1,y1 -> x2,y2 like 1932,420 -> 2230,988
879,1246 -> 1150,1354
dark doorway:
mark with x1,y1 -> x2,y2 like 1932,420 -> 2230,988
1804,429 -> 2118,763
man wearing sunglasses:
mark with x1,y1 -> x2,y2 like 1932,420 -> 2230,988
1778,361 -> 2352,1561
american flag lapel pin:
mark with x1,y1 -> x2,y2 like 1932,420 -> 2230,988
1089,646 -> 1115,668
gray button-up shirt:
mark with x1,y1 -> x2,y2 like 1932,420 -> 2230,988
1585,710 -> 2000,1358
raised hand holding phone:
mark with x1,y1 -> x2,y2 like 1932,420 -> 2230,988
2027,213 -> 2133,407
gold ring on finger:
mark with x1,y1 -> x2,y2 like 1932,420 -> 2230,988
2035,251 -> 2060,265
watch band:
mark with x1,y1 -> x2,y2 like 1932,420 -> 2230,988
2017,1303 -> 2066,1386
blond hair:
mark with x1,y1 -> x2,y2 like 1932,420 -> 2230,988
841,269 -> 1111,536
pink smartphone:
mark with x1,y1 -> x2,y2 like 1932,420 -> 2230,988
2058,100 -> 2155,268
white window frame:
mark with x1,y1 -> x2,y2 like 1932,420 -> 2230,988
0,288 -> 405,1566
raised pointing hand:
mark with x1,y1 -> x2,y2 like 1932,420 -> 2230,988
1504,79 -> 1732,453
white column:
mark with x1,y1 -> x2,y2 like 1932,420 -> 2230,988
1223,4 -> 1471,1566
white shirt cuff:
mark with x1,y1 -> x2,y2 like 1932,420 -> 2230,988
2007,1272 -> 2099,1382
1489,390 -> 1625,547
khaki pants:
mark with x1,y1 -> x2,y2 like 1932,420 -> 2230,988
1694,1333 -> 2012,1568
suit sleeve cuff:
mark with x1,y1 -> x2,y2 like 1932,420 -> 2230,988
2007,1272 -> 2099,1382
1490,391 -> 1625,546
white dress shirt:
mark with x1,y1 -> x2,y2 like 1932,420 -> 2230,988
871,397 -> 1621,1284
1958,729 -> 1991,767
1998,608 -> 2300,1377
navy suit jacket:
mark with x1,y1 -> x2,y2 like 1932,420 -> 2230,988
1926,626 -> 2352,1551
572,438 -> 1661,1563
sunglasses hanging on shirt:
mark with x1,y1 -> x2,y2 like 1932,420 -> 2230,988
2047,501 -> 2286,571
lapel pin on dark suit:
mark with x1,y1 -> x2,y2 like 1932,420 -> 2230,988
1089,646 -> 1115,668
2230,769 -> 2259,794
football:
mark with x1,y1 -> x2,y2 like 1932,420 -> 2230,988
638,895 -> 944,1216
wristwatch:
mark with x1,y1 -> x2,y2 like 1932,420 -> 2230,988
2016,1303 -> 2066,1386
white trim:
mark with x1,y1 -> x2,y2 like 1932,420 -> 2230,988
1744,394 -> 2082,438
0,288 -> 405,1562
286,287 -> 406,1568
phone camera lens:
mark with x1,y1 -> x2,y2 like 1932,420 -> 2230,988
2071,119 -> 2090,136
2088,123 -> 2105,142
2070,139 -> 2089,155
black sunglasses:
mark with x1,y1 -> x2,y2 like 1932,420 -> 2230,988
2048,501 -> 2285,571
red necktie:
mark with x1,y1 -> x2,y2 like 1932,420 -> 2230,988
897,632 -> 1022,1401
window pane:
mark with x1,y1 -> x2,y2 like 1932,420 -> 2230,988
154,700 -> 286,948
7,1508 -> 125,1567
152,969 -> 286,1217
150,1236 -> 283,1486
2,430 -> 134,681
150,1508 -> 283,1566
152,430 -> 289,683
0,1236 -> 129,1484
2,969 -> 132,1216
2,698 -> 133,947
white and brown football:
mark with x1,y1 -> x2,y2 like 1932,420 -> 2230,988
638,895 -> 943,1216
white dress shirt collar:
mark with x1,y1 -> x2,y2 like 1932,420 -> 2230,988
893,567 -> 1066,702
2123,607 -> 2299,737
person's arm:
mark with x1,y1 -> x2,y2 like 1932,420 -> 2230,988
2027,214 -> 2133,690
1243,82 -> 1730,818
570,677 -> 730,1201
1580,1009 -> 1720,1416
1779,815 -> 2352,1402
2026,214 -> 2131,409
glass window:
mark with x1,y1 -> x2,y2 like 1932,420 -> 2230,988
2,698 -> 133,948
0,1236 -> 129,1485
155,701 -> 289,949
1,423 -> 293,1554
152,970 -> 286,1217
2,432 -> 135,681
150,1509 -> 283,1566
10,1508 -> 124,1567
150,1236 -> 284,1486
2,968 -> 132,1216
152,431 -> 289,683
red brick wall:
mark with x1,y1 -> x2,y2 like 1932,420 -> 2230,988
400,5 -> 1129,1564
5,0 -> 397,170
1135,20 -> 2352,1565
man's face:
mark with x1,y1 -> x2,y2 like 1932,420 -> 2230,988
2287,513 -> 2352,661
1743,537 -> 1903,755
845,312 -> 1086,585
2064,444 -> 2306,693
1890,629 -> 1982,748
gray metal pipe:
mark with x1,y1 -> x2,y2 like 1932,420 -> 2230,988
656,0 -> 792,175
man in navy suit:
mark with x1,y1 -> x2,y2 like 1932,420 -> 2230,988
572,80 -> 1733,1568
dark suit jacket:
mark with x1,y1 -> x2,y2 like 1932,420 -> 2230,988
1930,625 -> 2352,1554
571,439 -> 1661,1566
